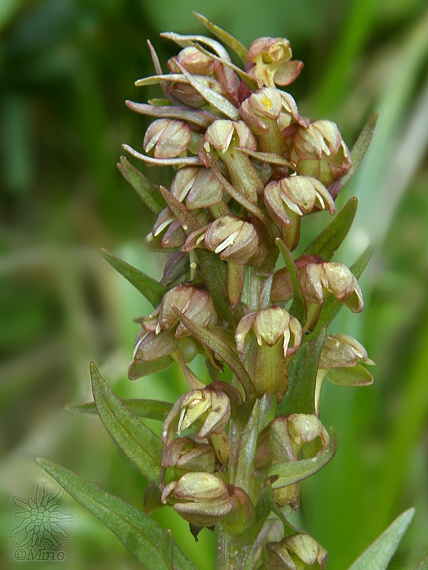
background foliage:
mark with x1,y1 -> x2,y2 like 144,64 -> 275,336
1,0 -> 427,568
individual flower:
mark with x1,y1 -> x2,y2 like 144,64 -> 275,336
265,533 -> 328,569
128,328 -> 177,380
170,166 -> 224,210
247,37 -> 303,88
143,285 -> 216,338
319,334 -> 374,369
289,120 -> 351,186
143,119 -> 191,158
161,437 -> 216,473
239,87 -> 283,135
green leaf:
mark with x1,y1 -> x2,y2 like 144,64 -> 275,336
276,331 -> 325,417
196,250 -> 235,326
276,238 -> 306,322
326,364 -> 373,387
117,156 -> 165,214
268,430 -> 336,487
309,245 -> 374,337
90,363 -> 162,483
303,197 -> 358,260
193,12 -> 248,64
66,398 -> 172,421
338,112 -> 378,191
174,310 -> 254,400
102,248 -> 166,308
37,458 -> 196,570
347,507 -> 415,570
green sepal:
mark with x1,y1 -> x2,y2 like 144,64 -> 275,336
267,429 -> 336,488
339,112 -> 378,191
102,248 -> 166,308
276,331 -> 325,417
347,507 -> 415,570
36,458 -> 196,570
309,245 -> 374,338
276,238 -> 306,323
326,364 -> 373,387
303,197 -> 358,260
90,362 -> 162,483
117,156 -> 165,214
173,309 -> 255,400
128,354 -> 175,380
66,398 -> 172,421
193,12 -> 248,64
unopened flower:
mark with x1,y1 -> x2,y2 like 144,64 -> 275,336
162,386 -> 231,446
264,175 -> 335,228
143,285 -> 216,338
161,472 -> 233,528
266,533 -> 327,569
128,328 -> 177,380
170,166 -> 224,210
290,120 -> 351,186
185,215 -> 259,264
247,37 -> 303,88
143,119 -> 191,159
239,87 -> 283,135
161,437 -> 216,473
200,119 -> 257,161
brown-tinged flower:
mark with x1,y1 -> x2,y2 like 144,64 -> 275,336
247,37 -> 303,88
319,334 -> 374,369
266,533 -> 328,569
128,328 -> 177,380
143,285 -> 216,338
161,437 -> 216,473
170,166 -> 224,210
272,257 -> 364,312
161,472 -> 233,528
185,215 -> 259,264
143,118 -> 191,159
264,175 -> 335,228
290,120 -> 351,186
200,119 -> 257,161
162,386 -> 231,446
239,87 -> 283,135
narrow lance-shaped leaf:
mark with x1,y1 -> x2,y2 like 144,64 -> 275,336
268,430 -> 336,488
276,238 -> 306,323
339,112 -> 378,191
347,507 -> 415,570
66,398 -> 172,421
303,197 -> 358,260
117,156 -> 165,214
173,309 -> 255,400
193,12 -> 248,64
102,248 -> 166,308
37,459 -> 196,570
90,362 -> 162,483
309,245 -> 374,338
276,331 -> 326,417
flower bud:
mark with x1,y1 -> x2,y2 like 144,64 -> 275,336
239,87 -> 283,135
143,119 -> 191,159
128,328 -> 177,380
161,472 -> 233,528
170,166 -> 224,210
264,175 -> 335,228
185,216 -> 259,264
319,334 -> 374,369
162,386 -> 231,446
247,37 -> 303,88
161,437 -> 216,473
168,46 -> 215,76
290,120 -> 351,186
201,119 -> 257,162
266,534 -> 327,569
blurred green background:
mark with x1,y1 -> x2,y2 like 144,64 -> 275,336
1,0 -> 427,568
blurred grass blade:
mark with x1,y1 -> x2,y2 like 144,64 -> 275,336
173,309 -> 254,400
268,430 -> 336,487
193,12 -> 248,63
415,558 -> 428,570
276,238 -> 306,322
303,197 -> 358,260
277,332 -> 325,417
347,508 -> 415,570
37,458 -> 196,570
117,156 -> 165,214
90,362 -> 162,482
66,398 -> 172,421
102,248 -> 166,307
339,113 -> 378,191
